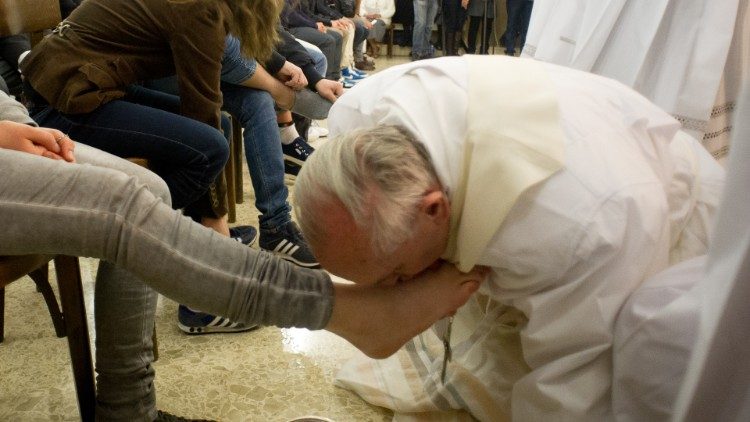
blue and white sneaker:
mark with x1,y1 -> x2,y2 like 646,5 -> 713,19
177,305 -> 258,335
341,67 -> 366,80
341,78 -> 356,89
349,67 -> 368,78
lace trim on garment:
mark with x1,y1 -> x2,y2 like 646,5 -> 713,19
674,114 -> 708,133
710,102 -> 735,118
710,144 -> 730,159
703,125 -> 732,141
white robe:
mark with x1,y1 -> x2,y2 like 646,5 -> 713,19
523,0 -> 748,163
672,81 -> 750,422
328,57 -> 724,421
613,81 -> 750,422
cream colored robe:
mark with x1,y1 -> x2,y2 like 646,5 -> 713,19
327,56 -> 724,421
523,0 -> 749,164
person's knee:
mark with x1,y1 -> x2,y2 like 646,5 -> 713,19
321,35 -> 336,51
228,89 -> 275,127
135,167 -> 171,205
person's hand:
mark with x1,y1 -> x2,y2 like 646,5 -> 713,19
326,262 -> 489,359
363,20 -> 373,29
314,78 -> 344,102
316,22 -> 327,32
0,121 -> 76,162
277,61 -> 308,90
333,19 -> 348,30
461,0 -> 469,8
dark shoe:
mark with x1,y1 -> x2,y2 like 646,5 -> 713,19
177,305 -> 258,335
259,222 -> 320,268
284,160 -> 302,181
154,410 -> 215,422
229,225 -> 257,246
282,136 -> 314,166
354,60 -> 375,71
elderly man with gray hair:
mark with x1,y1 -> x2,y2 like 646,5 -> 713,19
293,56 -> 725,421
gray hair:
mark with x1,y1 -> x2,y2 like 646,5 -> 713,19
294,125 -> 440,257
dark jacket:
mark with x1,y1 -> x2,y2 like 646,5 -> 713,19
306,0 -> 344,26
277,28 -> 324,89
21,0 -> 231,130
281,0 -> 318,29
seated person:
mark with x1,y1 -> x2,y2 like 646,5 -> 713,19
283,0 -> 345,81
0,34 -> 31,97
0,89 -> 486,421
141,32 -> 340,332
360,0 -> 396,57
293,56 -> 725,420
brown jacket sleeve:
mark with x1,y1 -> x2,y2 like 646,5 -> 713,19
165,1 -> 229,130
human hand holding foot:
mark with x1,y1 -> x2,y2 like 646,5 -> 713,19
326,263 -> 489,359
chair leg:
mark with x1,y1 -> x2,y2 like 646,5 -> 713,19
1,287 -> 5,343
55,256 -> 96,422
224,143 -> 237,224
231,117 -> 244,205
387,25 -> 394,58
152,323 -> 159,362
29,263 -> 66,338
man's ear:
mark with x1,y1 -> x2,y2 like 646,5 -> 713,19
421,189 -> 450,222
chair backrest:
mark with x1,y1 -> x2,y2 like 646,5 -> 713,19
0,0 -> 61,42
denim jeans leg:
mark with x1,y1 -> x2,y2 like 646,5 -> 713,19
412,0 -> 438,56
29,98 -> 229,212
221,83 -> 291,230
505,0 -> 525,54
297,38 -> 329,77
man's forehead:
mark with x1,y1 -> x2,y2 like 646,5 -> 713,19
315,200 -> 371,259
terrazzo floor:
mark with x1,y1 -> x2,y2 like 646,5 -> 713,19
1,55 -> 416,421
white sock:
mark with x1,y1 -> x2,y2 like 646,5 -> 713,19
279,122 -> 299,145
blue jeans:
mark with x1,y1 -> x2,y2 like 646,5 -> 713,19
289,26 -> 343,80
221,82 -> 292,230
412,0 -> 439,57
297,38 -> 328,77
504,0 -> 534,55
26,85 -> 229,218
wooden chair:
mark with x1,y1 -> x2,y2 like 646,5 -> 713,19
224,112 -> 245,223
1,2 -> 96,421
0,256 -> 96,422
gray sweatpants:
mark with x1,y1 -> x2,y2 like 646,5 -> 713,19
0,144 -> 333,421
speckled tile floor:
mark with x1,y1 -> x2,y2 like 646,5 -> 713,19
0,55 -> 414,422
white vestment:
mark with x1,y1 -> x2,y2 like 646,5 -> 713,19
523,0 -> 749,164
328,57 -> 724,421
672,81 -> 750,422
613,82 -> 750,422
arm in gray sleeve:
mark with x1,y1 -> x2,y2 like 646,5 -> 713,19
0,90 -> 37,126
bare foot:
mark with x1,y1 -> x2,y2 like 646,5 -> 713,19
327,263 -> 488,358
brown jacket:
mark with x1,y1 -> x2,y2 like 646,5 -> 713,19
21,0 -> 231,130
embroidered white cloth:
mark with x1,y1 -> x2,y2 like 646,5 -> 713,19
523,0 -> 748,163
327,57 -> 725,421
